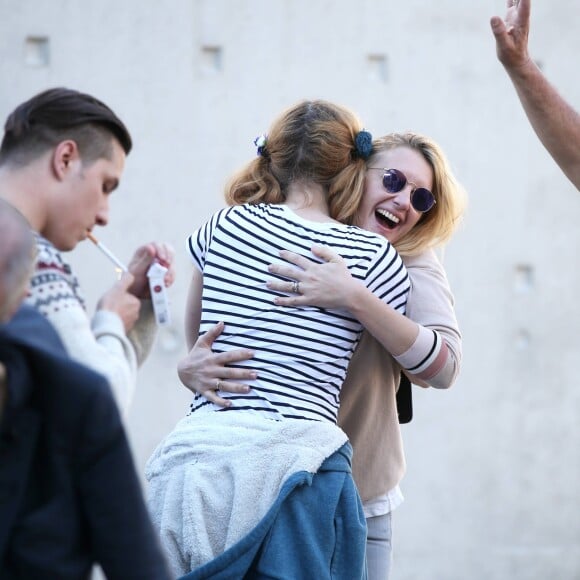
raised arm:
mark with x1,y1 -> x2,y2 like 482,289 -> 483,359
491,0 -> 580,189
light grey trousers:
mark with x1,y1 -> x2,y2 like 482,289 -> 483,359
366,513 -> 393,580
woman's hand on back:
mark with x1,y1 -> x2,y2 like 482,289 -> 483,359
177,321 -> 254,407
267,245 -> 362,310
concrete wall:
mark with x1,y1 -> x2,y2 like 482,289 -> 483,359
1,1 -> 579,578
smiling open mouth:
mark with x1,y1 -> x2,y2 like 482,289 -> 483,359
376,208 -> 399,229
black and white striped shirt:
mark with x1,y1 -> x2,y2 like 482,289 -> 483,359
187,204 -> 409,423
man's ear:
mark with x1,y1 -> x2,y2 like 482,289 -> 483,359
52,140 -> 80,180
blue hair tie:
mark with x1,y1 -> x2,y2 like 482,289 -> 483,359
354,130 -> 373,159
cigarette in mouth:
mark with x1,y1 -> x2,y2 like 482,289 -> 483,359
86,232 -> 128,273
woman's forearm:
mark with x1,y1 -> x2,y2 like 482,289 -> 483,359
347,283 -> 419,357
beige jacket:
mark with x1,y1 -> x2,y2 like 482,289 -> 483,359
337,249 -> 462,501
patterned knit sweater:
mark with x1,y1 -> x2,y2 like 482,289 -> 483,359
24,234 -> 156,417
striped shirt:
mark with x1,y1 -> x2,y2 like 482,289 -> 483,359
187,203 -> 409,423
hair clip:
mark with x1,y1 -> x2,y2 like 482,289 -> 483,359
253,134 -> 268,157
354,130 -> 373,160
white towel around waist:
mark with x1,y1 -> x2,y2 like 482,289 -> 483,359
145,411 -> 348,574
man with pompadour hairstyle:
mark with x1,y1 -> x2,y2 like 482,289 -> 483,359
0,87 -> 176,417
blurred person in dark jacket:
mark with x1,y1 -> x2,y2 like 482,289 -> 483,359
0,199 -> 170,579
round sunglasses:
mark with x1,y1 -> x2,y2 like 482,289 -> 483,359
368,168 -> 436,213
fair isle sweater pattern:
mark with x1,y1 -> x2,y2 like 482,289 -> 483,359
28,234 -> 86,315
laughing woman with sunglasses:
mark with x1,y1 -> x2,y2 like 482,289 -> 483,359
179,131 -> 466,579
269,131 -> 466,579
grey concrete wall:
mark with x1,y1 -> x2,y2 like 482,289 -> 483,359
1,1 -> 579,578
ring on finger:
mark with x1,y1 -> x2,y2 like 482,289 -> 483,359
291,281 -> 301,294
215,379 -> 222,392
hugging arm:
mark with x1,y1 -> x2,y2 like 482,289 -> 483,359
268,246 -> 419,357
268,247 -> 461,389
184,269 -> 203,352
491,0 -> 580,190
177,270 -> 253,407
398,251 -> 461,389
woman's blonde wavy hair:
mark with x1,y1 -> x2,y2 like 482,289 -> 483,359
225,100 -> 369,224
366,132 -> 467,256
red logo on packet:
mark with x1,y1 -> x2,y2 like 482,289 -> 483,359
154,285 -> 162,293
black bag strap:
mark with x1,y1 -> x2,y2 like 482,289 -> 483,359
396,372 -> 413,424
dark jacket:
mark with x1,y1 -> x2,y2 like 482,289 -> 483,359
0,306 -> 170,579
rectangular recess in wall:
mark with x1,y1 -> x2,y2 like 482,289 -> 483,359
24,36 -> 50,67
200,45 -> 222,74
367,53 -> 388,82
514,264 -> 534,293
515,328 -> 531,350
